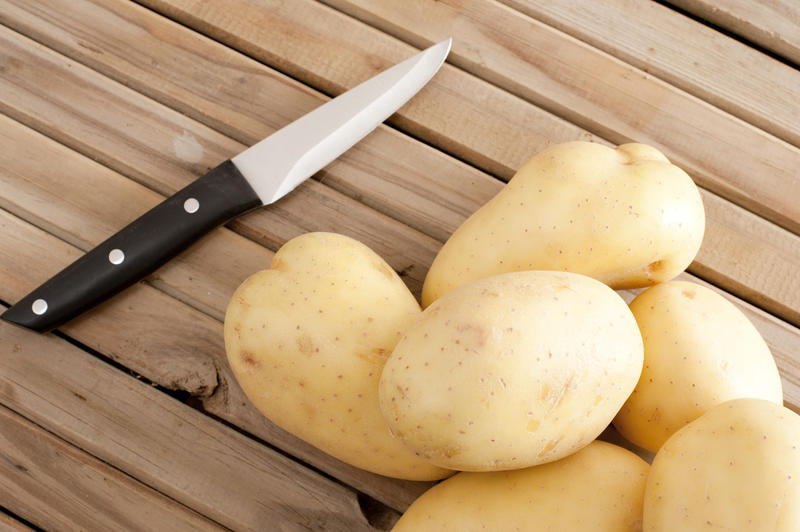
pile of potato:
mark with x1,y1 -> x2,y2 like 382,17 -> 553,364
224,141 -> 798,530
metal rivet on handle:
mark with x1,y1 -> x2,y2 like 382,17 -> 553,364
32,299 -> 48,315
184,197 -> 199,213
109,249 -> 125,265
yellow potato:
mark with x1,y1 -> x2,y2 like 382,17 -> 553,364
614,281 -> 783,452
379,270 -> 643,471
392,441 -> 649,531
644,398 -> 800,531
422,141 -> 705,306
224,232 -> 450,480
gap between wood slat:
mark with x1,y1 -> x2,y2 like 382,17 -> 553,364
664,0 -> 800,68
0,505 -> 39,532
654,0 -> 800,70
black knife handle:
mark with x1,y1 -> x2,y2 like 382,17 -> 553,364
2,160 -> 261,332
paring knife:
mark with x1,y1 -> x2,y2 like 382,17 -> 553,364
2,38 -> 452,333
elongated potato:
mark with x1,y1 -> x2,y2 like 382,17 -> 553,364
614,281 -> 783,452
393,441 -> 649,531
422,141 -> 705,306
224,232 -> 450,480
380,271 -> 643,471
644,398 -> 800,531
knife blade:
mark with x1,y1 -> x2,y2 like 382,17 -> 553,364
2,38 -> 452,332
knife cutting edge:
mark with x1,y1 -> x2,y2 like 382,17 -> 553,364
2,38 -> 452,332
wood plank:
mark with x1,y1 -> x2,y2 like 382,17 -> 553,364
139,0 -> 800,236
496,0 -> 800,147
0,307 -> 376,531
0,23 -> 438,298
1,2 -> 798,327
0,404 -> 222,531
0,209 -> 429,512
669,0 -> 800,66
0,511 -> 33,532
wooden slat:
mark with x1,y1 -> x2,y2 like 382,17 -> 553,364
0,23 -> 438,297
0,207 -> 429,512
139,0 -> 800,236
0,404 -> 222,531
0,511 -> 33,532
1,1 -> 798,328
669,0 -> 800,66
496,0 -> 800,147
0,306 -> 376,531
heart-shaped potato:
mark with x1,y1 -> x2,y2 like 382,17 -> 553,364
422,141 -> 705,306
380,270 -> 643,471
224,232 -> 451,480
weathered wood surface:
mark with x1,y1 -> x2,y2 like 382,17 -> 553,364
669,0 -> 800,66
0,404 -> 222,531
496,0 -> 800,148
0,0 -> 797,528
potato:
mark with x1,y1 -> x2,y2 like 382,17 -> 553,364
614,281 -> 783,452
392,441 -> 649,531
644,398 -> 800,531
379,270 -> 643,471
224,232 -> 451,480
422,141 -> 705,306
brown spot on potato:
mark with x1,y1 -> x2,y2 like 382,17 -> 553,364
270,257 -> 287,271
371,259 -> 395,280
296,335 -> 314,354
537,436 -> 563,457
648,408 -> 661,423
647,260 -> 665,275
240,351 -> 261,368
682,289 -> 696,299
440,445 -> 461,458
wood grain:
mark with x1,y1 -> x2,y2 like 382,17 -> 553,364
0,511 -> 33,532
141,0 -> 800,236
1,2 -> 798,327
0,23 -> 439,297
0,307 -> 376,532
0,208 -> 429,512
497,0 -> 800,147
0,404 -> 222,531
669,0 -> 800,65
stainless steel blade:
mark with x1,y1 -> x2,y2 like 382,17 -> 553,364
231,38 -> 451,204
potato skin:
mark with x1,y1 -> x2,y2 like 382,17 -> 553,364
422,141 -> 705,306
392,441 -> 648,532
379,271 -> 643,471
614,281 -> 783,452
644,398 -> 800,531
224,232 -> 451,480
